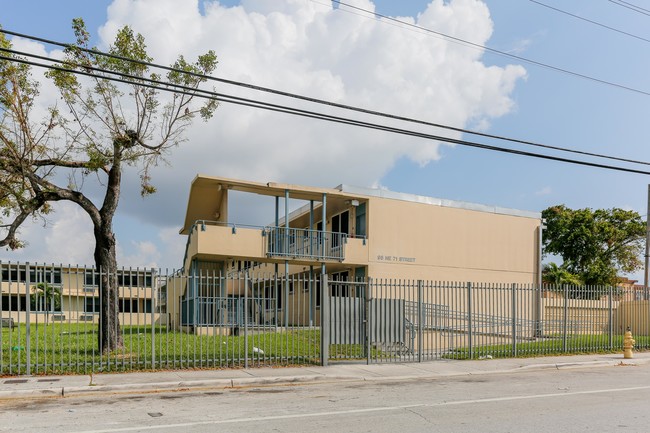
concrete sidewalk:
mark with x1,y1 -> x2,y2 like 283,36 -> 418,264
2,352 -> 648,401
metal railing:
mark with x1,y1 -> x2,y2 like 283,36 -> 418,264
3,261 -> 650,375
265,226 -> 347,261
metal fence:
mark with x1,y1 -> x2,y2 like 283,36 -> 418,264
265,226 -> 346,261
2,261 -> 649,375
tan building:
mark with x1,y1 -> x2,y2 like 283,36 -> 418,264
0,263 -> 160,326
174,175 -> 542,332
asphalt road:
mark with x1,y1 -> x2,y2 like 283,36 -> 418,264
1,364 -> 648,432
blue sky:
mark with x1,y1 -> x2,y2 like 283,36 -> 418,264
2,0 -> 649,280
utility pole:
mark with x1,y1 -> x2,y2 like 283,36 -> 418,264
645,185 -> 650,291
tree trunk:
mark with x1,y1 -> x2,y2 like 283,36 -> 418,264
95,219 -> 123,353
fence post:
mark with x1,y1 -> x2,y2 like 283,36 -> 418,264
467,282 -> 473,360
365,277 -> 372,365
244,272 -> 249,369
562,285 -> 568,353
150,268 -> 156,370
511,283 -> 517,357
320,274 -> 329,366
417,280 -> 423,363
25,262 -> 31,376
608,286 -> 613,351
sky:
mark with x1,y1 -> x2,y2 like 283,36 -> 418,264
1,0 -> 649,280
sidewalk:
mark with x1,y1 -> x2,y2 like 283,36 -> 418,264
2,352 -> 648,401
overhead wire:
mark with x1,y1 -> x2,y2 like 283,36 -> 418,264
609,0 -> 650,16
326,0 -> 650,97
2,28 -> 649,168
2,48 -> 650,177
529,0 -> 650,44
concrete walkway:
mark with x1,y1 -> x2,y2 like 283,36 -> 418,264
2,352 -> 648,401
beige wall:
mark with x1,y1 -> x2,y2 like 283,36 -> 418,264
0,311 -> 167,326
191,225 -> 266,263
615,301 -> 650,336
365,198 -> 539,283
542,298 -> 614,335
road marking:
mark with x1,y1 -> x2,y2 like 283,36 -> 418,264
76,384 -> 650,433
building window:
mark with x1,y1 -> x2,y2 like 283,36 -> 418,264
85,271 -> 98,286
315,280 -> 321,308
2,295 -> 27,312
332,211 -> 349,248
85,297 -> 100,313
331,271 -> 350,297
118,274 -> 135,287
355,202 -> 366,237
119,299 -> 138,313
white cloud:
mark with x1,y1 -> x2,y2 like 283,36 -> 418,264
2,0 -> 526,268
1,202 -> 95,266
535,186 -> 552,196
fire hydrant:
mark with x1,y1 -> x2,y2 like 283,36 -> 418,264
623,327 -> 635,359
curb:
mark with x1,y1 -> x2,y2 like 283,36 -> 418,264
1,357 -> 647,401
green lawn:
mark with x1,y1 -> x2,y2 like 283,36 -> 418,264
5,324 -> 642,374
1,324 -> 323,375
445,334 -> 650,360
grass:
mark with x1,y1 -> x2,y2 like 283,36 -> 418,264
444,334 -> 650,360
1,324 -> 325,375
6,323 -> 640,373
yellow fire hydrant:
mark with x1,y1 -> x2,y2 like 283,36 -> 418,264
623,327 -> 635,359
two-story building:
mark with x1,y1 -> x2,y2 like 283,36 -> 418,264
0,263 -> 159,326
172,175 -> 542,334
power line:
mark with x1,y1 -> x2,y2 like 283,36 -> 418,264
609,0 -> 650,17
2,28 -> 649,168
327,0 -> 650,97
2,49 -> 650,177
529,0 -> 650,44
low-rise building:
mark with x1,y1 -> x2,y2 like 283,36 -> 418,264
0,263 -> 159,325
173,175 -> 542,333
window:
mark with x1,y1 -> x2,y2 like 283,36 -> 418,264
85,271 -> 98,286
119,299 -> 138,313
331,211 -> 349,248
2,295 -> 27,311
264,284 -> 274,309
1,268 -> 25,282
85,297 -> 100,313
330,271 -> 350,297
355,202 -> 366,237
30,269 -> 62,285
118,274 -> 134,287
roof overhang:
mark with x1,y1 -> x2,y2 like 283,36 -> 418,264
180,175 -> 366,234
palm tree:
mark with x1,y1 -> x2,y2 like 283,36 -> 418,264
31,283 -> 62,323
542,262 -> 583,287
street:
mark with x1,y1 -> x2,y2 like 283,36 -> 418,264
1,364 -> 648,432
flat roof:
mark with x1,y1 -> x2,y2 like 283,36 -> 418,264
337,184 -> 541,219
182,175 -> 541,234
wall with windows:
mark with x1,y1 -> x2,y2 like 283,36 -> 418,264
0,264 -> 159,325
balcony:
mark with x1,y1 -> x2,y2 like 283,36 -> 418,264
264,226 -> 348,261
185,221 -> 367,265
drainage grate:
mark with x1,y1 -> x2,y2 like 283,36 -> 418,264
4,379 -> 28,384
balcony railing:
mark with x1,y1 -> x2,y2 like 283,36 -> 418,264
264,226 -> 346,261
